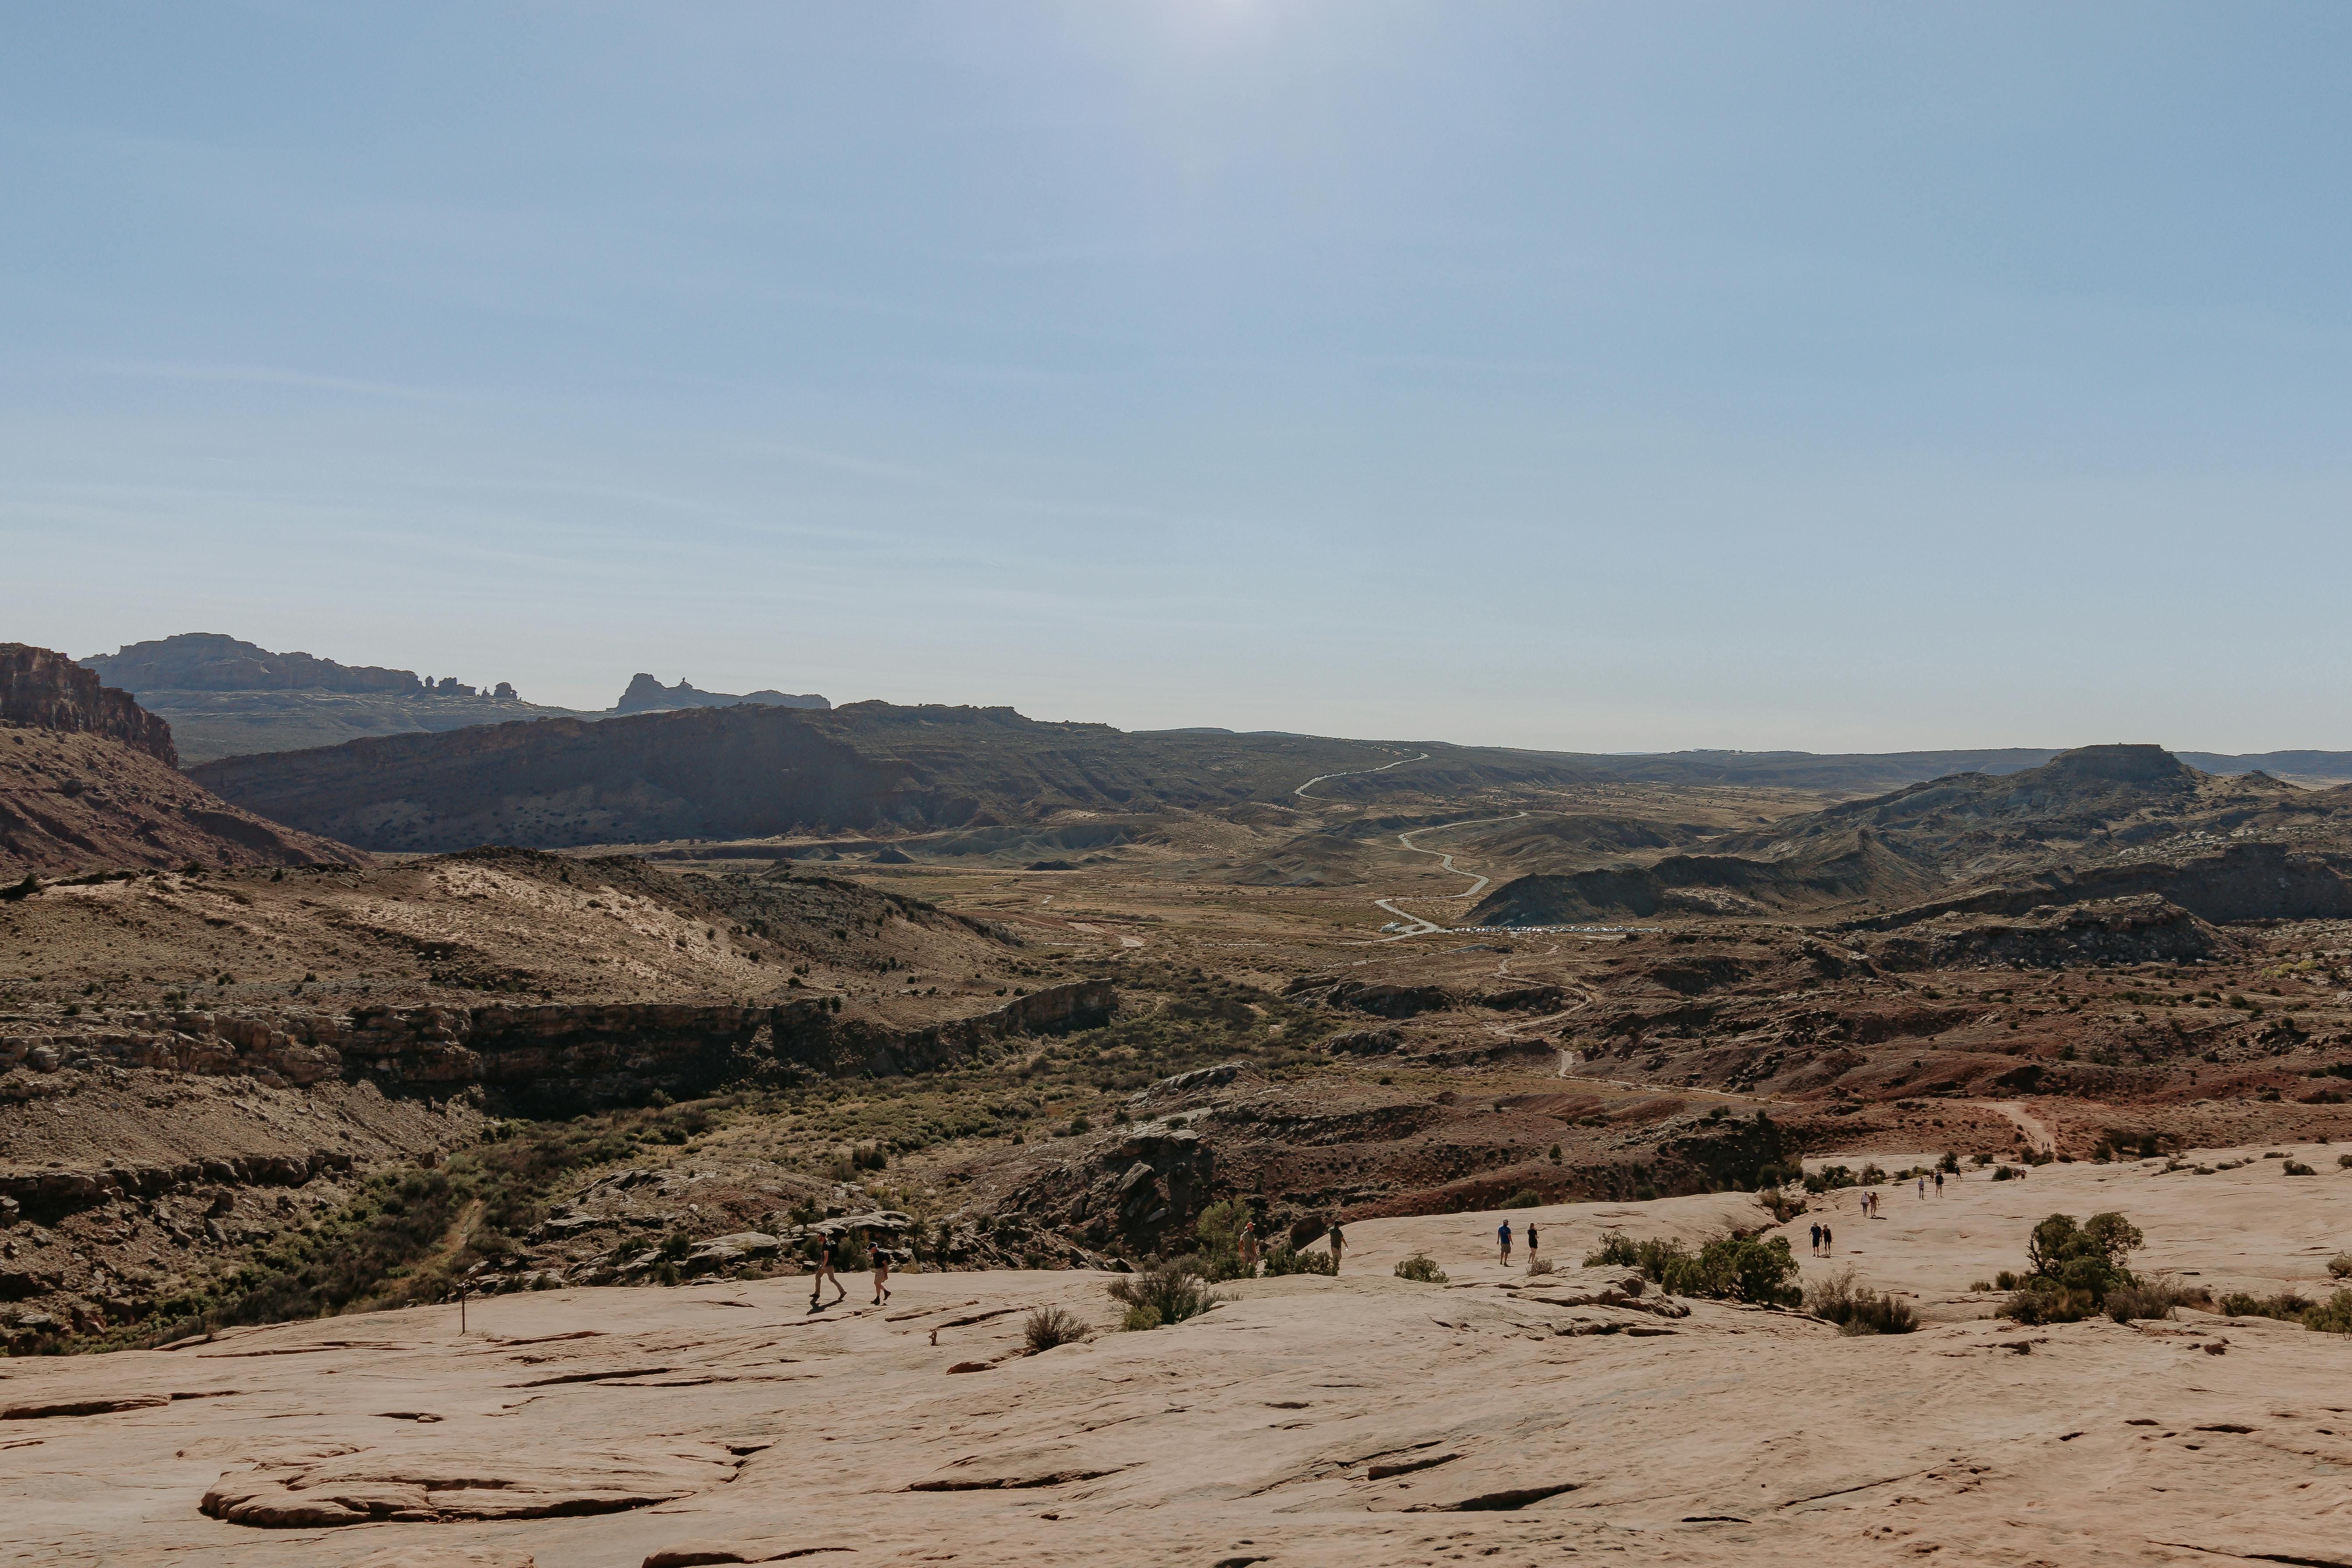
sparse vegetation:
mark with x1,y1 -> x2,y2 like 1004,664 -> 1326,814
1583,1230 -> 1800,1306
1108,1260 -> 1215,1329
1022,1304 -> 1091,1352
2218,1289 -> 2313,1321
1806,1268 -> 1917,1334
1260,1243 -> 1337,1276
1393,1253 -> 1448,1284
1499,1189 -> 1543,1209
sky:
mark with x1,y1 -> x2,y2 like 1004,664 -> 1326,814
5,2 -> 2351,754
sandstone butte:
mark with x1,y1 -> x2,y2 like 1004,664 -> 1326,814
4,1144 -> 2350,1568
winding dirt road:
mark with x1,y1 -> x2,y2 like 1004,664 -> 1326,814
1293,751 -> 1429,800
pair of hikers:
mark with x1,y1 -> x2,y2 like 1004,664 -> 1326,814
807,1235 -> 892,1310
1809,1220 -> 1836,1255
1497,1220 -> 1538,1267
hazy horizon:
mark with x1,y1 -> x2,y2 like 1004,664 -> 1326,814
11,4 -> 2352,753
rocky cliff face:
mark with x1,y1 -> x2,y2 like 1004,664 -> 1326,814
0,979 -> 1117,1125
0,643 -> 176,764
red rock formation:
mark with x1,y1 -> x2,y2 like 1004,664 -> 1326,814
0,643 -> 177,765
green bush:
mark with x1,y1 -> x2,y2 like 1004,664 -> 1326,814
1588,1230 -> 1799,1305
1992,1164 -> 2021,1181
1999,1285 -> 2099,1325
1806,1268 -> 1917,1335
2219,1289 -> 2313,1321
2304,1289 -> 2352,1335
1393,1253 -> 1448,1284
2022,1212 -> 2142,1303
1108,1261 -> 1215,1329
2327,1253 -> 2352,1280
2282,1160 -> 2316,1176
1023,1305 -> 1091,1351
1583,1232 -> 1641,1268
1499,1189 -> 1543,1209
1260,1243 -> 1336,1277
1662,1235 -> 1802,1305
2338,1154 -> 2352,1171
1121,1303 -> 1162,1332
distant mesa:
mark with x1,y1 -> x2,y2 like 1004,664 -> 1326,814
85,632 -> 445,697
614,674 -> 829,714
73,634 -> 569,764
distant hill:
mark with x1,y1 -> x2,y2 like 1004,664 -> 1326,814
613,673 -> 828,714
1467,745 -> 2352,926
187,704 -> 1625,853
0,644 -> 367,874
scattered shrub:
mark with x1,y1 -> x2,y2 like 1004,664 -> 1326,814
1584,1232 -> 1641,1268
1999,1286 -> 2100,1325
1992,1164 -> 2021,1181
1394,1253 -> 1448,1284
1499,1189 -> 1543,1209
2338,1154 -> 2352,1171
1993,1270 -> 2020,1290
1260,1243 -> 1336,1277
1108,1260 -> 1215,1329
1806,1269 -> 1917,1335
1023,1305 -> 1091,1352
2327,1253 -> 2352,1280
2305,1289 -> 2352,1335
1121,1303 -> 1162,1332
2218,1289 -> 2313,1321
1589,1231 -> 1799,1304
851,1143 -> 888,1171
2103,1280 -> 2186,1322
1754,1186 -> 1806,1224
1525,1256 -> 1555,1277
1970,1279 -> 1994,1292
2282,1160 -> 2317,1176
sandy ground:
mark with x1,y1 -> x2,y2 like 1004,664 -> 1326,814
5,1143 -> 2349,1567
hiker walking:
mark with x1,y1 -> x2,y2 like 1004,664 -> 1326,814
809,1235 -> 847,1310
1934,1169 -> 1944,1195
1326,1222 -> 1345,1273
1239,1220 -> 1260,1275
1917,1175 -> 1926,1199
1821,1222 -> 1833,1254
1526,1223 -> 1540,1260
1498,1219 -> 1513,1267
871,1238 -> 892,1306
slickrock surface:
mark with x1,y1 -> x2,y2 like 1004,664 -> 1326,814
5,1148 -> 2349,1566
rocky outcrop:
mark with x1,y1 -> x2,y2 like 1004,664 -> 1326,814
1848,843 -> 2352,932
1,643 -> 176,764
0,980 -> 1118,1118
614,674 -> 829,714
1867,895 -> 2238,971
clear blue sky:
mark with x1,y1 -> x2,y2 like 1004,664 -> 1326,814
6,3 -> 2350,752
